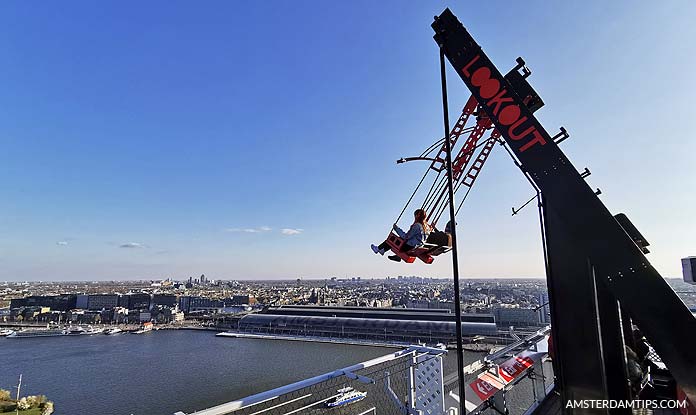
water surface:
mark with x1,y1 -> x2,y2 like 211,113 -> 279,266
0,330 -> 397,415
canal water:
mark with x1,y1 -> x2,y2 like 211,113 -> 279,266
0,330 -> 482,415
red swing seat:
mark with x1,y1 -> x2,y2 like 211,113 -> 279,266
385,231 -> 452,264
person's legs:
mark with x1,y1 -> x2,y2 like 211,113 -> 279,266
372,241 -> 391,255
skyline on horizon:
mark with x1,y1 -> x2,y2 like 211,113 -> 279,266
1,1 -> 695,281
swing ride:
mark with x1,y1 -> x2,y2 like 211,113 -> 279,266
382,59 -> 544,264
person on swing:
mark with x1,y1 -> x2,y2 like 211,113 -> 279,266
371,209 -> 431,262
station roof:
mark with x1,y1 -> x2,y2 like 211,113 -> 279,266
241,313 -> 498,335
264,306 -> 495,323
276,305 -> 453,313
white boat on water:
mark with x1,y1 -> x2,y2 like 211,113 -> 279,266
0,329 -> 15,337
7,328 -> 67,338
103,327 -> 123,335
325,387 -> 367,408
66,326 -> 86,335
84,326 -> 104,335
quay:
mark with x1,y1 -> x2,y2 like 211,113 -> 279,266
216,331 -> 411,348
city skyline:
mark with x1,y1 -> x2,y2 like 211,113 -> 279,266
1,1 -> 695,281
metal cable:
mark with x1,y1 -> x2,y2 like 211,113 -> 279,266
395,167 -> 430,224
430,134 -> 496,224
420,137 -> 447,158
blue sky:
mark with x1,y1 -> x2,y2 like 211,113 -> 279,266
0,1 -> 694,281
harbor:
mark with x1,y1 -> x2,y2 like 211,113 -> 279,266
0,322 -> 213,339
0,330 -> 426,415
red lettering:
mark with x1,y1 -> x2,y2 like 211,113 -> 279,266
471,67 -> 491,87
519,130 -> 547,152
498,105 -> 521,126
461,54 -> 480,78
486,89 -> 513,116
508,116 -> 534,140
480,78 -> 500,99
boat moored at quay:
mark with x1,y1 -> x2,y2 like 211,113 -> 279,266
7,328 -> 68,338
6,325 -> 106,338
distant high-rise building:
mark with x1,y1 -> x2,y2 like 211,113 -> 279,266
87,294 -> 119,311
10,295 -> 77,311
76,295 -> 89,309
123,293 -> 151,310
230,295 -> 251,305
153,294 -> 178,307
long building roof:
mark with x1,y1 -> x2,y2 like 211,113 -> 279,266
276,305 -> 453,313
264,306 -> 495,323
241,313 -> 498,335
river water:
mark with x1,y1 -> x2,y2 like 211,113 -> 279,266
0,330 -> 402,415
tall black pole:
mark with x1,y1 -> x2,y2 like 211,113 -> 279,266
440,47 -> 467,415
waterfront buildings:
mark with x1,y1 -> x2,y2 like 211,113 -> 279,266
86,294 -> 119,311
6,278 -> 692,332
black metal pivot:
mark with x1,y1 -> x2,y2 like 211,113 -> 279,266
440,46 -> 467,415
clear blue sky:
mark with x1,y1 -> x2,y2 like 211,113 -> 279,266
1,1 -> 694,281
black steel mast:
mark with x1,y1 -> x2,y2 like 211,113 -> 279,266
440,46 -> 467,415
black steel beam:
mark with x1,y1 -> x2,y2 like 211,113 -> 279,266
595,277 -> 632,411
543,203 -> 607,409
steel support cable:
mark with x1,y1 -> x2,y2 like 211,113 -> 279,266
421,125 -> 477,159
435,160 -> 474,222
394,125 -> 475,225
420,140 -> 464,221
498,139 -> 539,195
430,131 -> 497,224
497,140 -> 551,383
435,178 -> 466,225
454,185 -> 475,218
420,137 -> 447,158
432,171 -> 466,226
401,116 -> 478,226
497,139 -> 547,249
394,166 -> 431,224
421,170 -> 444,212
452,137 -> 498,217
429,136 -> 494,225
497,140 -> 548,274
395,130 -> 473,227
426,176 -> 454,225
423,173 -> 448,215
422,126 -> 479,218
433,174 -> 462,225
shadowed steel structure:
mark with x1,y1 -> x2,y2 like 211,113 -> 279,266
237,313 -> 497,343
432,7 -> 696,410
